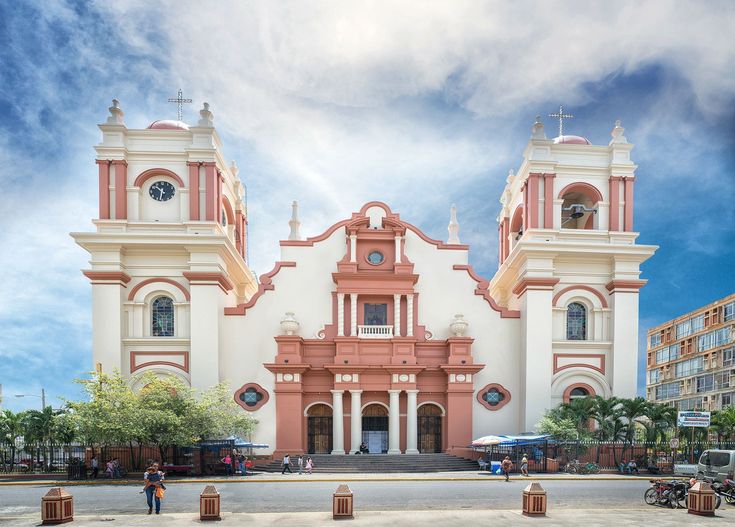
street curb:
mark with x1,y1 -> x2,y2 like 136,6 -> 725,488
0,475 -> 660,486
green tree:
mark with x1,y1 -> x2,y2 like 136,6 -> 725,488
536,414 -> 580,441
618,397 -> 650,460
556,397 -> 597,436
0,409 -> 26,470
23,407 -> 60,470
710,406 -> 735,442
641,403 -> 676,443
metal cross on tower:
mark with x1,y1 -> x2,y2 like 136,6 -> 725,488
549,105 -> 574,137
167,89 -> 192,121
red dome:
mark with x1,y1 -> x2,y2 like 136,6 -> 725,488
147,120 -> 190,130
553,135 -> 591,145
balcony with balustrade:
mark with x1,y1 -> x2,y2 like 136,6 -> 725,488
358,325 -> 394,339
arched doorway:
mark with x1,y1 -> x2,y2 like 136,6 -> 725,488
362,404 -> 388,453
418,404 -> 443,453
307,404 -> 333,454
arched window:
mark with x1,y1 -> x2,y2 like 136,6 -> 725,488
566,302 -> 587,340
569,387 -> 590,399
151,296 -> 174,336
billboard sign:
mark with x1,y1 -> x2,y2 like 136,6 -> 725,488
677,411 -> 711,428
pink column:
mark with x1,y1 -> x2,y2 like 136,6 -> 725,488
608,176 -> 621,231
543,173 -> 555,228
188,162 -> 200,220
217,171 -> 223,224
96,160 -> 110,219
235,210 -> 244,257
111,160 -> 127,219
204,162 -> 217,221
502,218 -> 510,261
445,383 -> 474,455
527,174 -> 540,229
623,177 -> 635,231
522,180 -> 529,231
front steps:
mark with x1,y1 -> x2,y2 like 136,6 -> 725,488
258,453 -> 480,473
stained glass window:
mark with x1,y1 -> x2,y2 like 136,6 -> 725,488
566,302 -> 587,340
239,387 -> 264,407
151,296 -> 174,337
482,388 -> 505,407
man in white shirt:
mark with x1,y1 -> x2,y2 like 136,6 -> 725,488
281,454 -> 292,474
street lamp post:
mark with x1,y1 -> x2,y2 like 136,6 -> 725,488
14,388 -> 46,410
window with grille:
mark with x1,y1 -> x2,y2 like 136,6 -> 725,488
566,302 -> 587,341
151,296 -> 174,336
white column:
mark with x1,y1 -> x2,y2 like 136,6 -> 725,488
394,235 -> 402,263
331,390 -> 345,455
349,390 -> 363,454
388,389 -> 401,454
337,293 -> 345,337
394,294 -> 401,337
406,293 -> 414,337
350,293 -> 358,337
405,390 -> 419,454
350,234 -> 357,263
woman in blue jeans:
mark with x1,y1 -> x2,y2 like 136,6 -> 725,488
143,466 -> 164,514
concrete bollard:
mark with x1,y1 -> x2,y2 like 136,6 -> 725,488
200,485 -> 222,521
333,484 -> 354,520
522,482 -> 547,516
41,487 -> 74,525
687,481 -> 715,516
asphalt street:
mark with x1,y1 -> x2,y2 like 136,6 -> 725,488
0,479 -> 655,517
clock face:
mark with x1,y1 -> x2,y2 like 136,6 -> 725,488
149,181 -> 175,202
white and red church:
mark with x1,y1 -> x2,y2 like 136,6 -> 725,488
72,101 -> 656,458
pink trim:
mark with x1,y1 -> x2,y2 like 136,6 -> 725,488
624,177 -> 635,231
133,168 -> 185,188
543,173 -> 555,228
225,262 -> 297,315
204,163 -> 217,221
584,214 -> 594,230
222,196 -> 235,225
404,221 -> 470,250
476,383 -> 511,411
127,278 -> 190,301
452,265 -> 521,318
216,170 -> 223,225
562,383 -> 596,404
188,163 -> 200,220
557,181 -> 603,202
512,277 -> 560,296
553,353 -> 605,375
527,174 -> 540,229
522,180 -> 529,230
502,217 -> 510,260
183,272 -> 234,293
234,383 -> 270,412
111,160 -> 127,219
608,176 -> 621,231
96,160 -> 110,220
82,270 -> 132,285
605,279 -> 647,293
281,219 -> 351,247
510,205 -> 523,233
130,351 -> 189,373
552,285 -> 608,308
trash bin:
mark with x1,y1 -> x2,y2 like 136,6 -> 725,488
490,461 -> 501,474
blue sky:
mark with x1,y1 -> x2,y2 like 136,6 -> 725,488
1,1 -> 734,411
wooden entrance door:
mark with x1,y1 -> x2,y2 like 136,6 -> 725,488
361,404 -> 389,453
418,404 -> 442,453
307,404 -> 333,454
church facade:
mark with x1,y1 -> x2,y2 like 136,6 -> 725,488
72,101 -> 656,458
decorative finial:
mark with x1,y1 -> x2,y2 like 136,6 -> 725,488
198,102 -> 214,127
167,89 -> 192,121
447,204 -> 460,244
229,160 -> 239,177
531,115 -> 546,140
610,119 -> 627,144
506,169 -> 515,183
549,104 -> 574,137
106,99 -> 125,125
288,200 -> 302,240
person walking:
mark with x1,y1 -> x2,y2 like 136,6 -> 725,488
520,453 -> 529,477
90,456 -> 99,479
143,465 -> 165,515
281,454 -> 292,474
221,454 -> 232,476
501,456 -> 513,482
297,455 -> 304,475
305,457 -> 314,475
237,454 -> 245,476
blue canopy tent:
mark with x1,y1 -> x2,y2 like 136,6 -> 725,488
471,434 -> 552,473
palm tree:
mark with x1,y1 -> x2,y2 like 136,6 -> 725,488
618,397 -> 650,460
642,403 -> 677,444
710,407 -> 735,442
0,410 -> 26,470
23,407 -> 58,471
558,397 -> 596,436
590,396 -> 622,463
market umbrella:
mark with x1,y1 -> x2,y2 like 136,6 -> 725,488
471,435 -> 505,447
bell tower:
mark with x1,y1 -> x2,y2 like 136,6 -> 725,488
72,100 -> 257,390
490,115 -> 657,431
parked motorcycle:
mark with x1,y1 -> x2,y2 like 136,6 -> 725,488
644,479 -> 679,508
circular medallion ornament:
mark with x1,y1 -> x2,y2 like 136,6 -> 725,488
456,374 -> 466,382
476,383 -> 511,411
398,374 -> 409,382
234,383 -> 269,411
283,373 -> 294,382
366,251 -> 384,265
342,374 -> 352,382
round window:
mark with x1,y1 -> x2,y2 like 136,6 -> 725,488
367,251 -> 384,265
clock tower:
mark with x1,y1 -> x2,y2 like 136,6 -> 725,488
72,100 -> 257,390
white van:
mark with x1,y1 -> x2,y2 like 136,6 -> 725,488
697,450 -> 735,483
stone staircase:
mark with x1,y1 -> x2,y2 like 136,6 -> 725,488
257,453 -> 480,473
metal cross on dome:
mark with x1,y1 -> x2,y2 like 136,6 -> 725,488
549,104 -> 574,137
167,89 -> 192,121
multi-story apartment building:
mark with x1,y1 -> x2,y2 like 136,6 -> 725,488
646,293 -> 735,411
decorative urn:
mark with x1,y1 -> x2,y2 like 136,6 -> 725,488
449,314 -> 469,337
280,312 -> 300,335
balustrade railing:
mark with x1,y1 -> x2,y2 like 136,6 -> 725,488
357,325 -> 393,339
